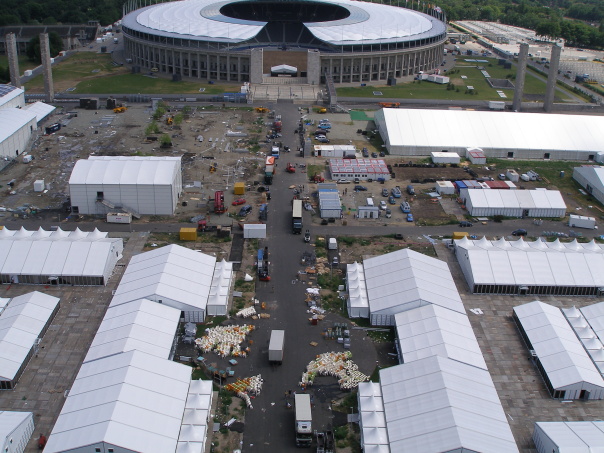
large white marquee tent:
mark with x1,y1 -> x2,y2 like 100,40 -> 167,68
454,236 -> 604,295
0,292 -> 60,390
374,108 -> 604,160
346,248 -> 464,325
69,156 -> 183,216
111,244 -> 233,322
573,165 -> 604,207
461,189 -> 566,218
513,301 -> 604,400
533,421 -> 604,453
0,227 -> 123,286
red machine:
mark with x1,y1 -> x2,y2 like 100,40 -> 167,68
286,163 -> 296,173
214,191 -> 226,214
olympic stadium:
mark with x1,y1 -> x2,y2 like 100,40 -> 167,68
121,0 -> 446,85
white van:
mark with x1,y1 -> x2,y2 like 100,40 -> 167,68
366,198 -> 374,207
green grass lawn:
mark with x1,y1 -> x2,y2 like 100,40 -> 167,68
23,51 -> 240,94
0,55 -> 39,73
336,57 -> 575,102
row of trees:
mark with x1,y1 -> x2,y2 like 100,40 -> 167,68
0,0 -> 124,27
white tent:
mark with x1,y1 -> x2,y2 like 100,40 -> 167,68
573,166 -> 604,207
513,301 -> 604,400
84,299 -> 181,363
346,262 -> 369,318
394,304 -> 488,370
360,248 -> 464,326
462,189 -> 566,217
454,237 -> 604,295
378,356 -> 518,453
0,227 -> 122,286
110,245 -> 233,322
533,421 -> 604,453
0,292 -> 60,389
44,350 -> 201,453
374,108 -> 604,160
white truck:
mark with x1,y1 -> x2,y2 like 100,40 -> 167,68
569,214 -> 596,229
268,330 -> 284,364
328,238 -> 338,250
107,212 -> 132,224
295,394 -> 313,447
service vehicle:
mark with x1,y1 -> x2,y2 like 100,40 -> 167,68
295,394 -> 313,447
292,199 -> 303,234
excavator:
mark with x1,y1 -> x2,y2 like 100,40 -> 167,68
255,107 -> 269,113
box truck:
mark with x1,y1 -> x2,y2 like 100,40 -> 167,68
295,394 -> 313,447
569,214 -> 596,229
292,199 -> 303,234
268,330 -> 284,364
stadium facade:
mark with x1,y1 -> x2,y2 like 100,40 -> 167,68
121,0 -> 446,84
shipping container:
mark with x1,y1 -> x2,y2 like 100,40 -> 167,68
179,227 -> 198,241
107,213 -> 132,224
268,330 -> 285,363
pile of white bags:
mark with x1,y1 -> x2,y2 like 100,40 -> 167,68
300,351 -> 369,390
236,306 -> 257,318
195,324 -> 255,357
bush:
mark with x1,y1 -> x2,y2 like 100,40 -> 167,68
334,425 -> 348,440
493,215 -> 504,223
160,134 -> 172,148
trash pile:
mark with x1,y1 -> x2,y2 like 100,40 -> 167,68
236,307 -> 257,318
300,351 -> 369,390
195,324 -> 255,357
305,288 -> 321,308
225,374 -> 264,408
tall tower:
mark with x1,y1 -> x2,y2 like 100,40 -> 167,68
512,43 -> 529,112
6,33 -> 20,88
39,33 -> 55,103
544,44 -> 562,112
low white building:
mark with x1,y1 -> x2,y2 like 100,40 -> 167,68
0,108 -> 37,159
430,152 -> 460,164
461,188 -> 566,217
313,145 -> 356,158
329,159 -> 390,181
318,184 -> 342,219
69,156 -> 183,216
0,292 -> 60,390
358,206 -> 379,219
110,244 -> 233,322
573,165 -> 604,207
533,421 -> 604,453
0,85 -> 25,110
435,180 -> 455,195
514,301 -> 604,400
0,411 -> 34,453
466,148 -> 487,164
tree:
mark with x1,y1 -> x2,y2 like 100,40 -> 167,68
25,32 -> 63,63
0,66 -> 10,84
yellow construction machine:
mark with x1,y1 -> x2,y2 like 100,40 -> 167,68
255,107 -> 269,113
113,106 -> 127,113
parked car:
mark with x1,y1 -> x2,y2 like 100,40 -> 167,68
332,256 -> 339,266
406,213 -> 414,222
512,229 -> 528,236
379,152 -> 385,157
371,152 -> 378,158
232,198 -> 246,206
362,148 -> 369,158
238,205 -> 253,216
385,208 -> 392,218
379,201 -> 387,210
400,202 -> 411,213
314,130 -> 329,135
388,196 -> 396,205
336,179 -> 351,184
459,221 -> 473,227
391,187 -> 402,198
406,185 -> 415,195
316,137 -> 330,143
354,185 -> 368,191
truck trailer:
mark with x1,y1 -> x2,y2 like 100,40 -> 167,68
292,199 -> 303,234
295,394 -> 313,447
268,330 -> 284,364
265,156 -> 275,185
569,214 -> 596,229
214,191 -> 226,214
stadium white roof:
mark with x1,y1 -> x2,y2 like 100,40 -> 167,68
0,108 -> 37,143
69,156 -> 181,186
24,101 -> 56,124
455,237 -> 604,287
44,350 -> 199,453
0,227 -> 121,280
84,299 -> 180,363
362,248 -> 465,316
124,0 -> 444,45
534,421 -> 604,452
394,304 -> 487,370
0,292 -> 60,383
463,189 -> 566,212
110,244 -> 232,314
378,356 -> 518,453
513,301 -> 604,391
375,108 -> 604,154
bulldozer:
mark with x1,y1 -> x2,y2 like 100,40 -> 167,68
255,107 -> 269,113
113,106 -> 127,113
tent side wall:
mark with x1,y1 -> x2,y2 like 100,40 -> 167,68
0,117 -> 36,159
574,169 -> 604,206
102,241 -> 124,285
452,248 -> 476,292
532,424 -> 557,453
135,295 -> 203,322
0,412 -> 35,452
